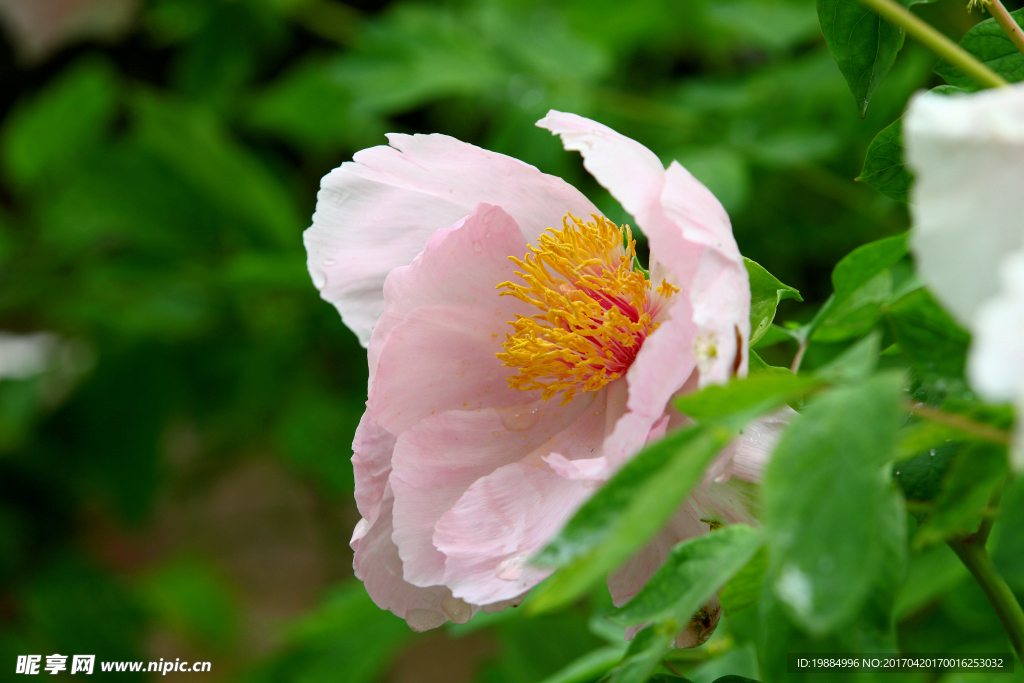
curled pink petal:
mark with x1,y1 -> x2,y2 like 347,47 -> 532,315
351,413 -> 397,526
306,134 -> 598,346
352,483 -> 467,628
366,204 -> 538,434
391,397 -> 593,587
537,111 -> 750,386
434,388 -> 619,604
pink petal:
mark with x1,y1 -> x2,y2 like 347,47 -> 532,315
351,413 -> 397,526
306,134 -> 598,346
662,163 -> 750,384
601,307 -> 699,469
534,111 -> 666,220
352,483 -> 469,629
706,407 -> 795,485
365,204 -> 539,434
537,112 -> 750,386
390,396 -> 595,587
433,388 -> 619,605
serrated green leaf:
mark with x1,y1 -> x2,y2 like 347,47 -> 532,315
764,372 -> 905,635
745,258 -> 802,345
610,525 -> 765,625
857,117 -> 911,202
886,288 -> 970,380
936,7 -> 1024,91
606,623 -> 677,683
529,424 -> 735,613
674,373 -> 818,422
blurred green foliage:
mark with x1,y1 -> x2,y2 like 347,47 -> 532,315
0,0 -> 1021,681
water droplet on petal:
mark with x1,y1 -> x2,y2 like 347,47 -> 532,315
406,609 -> 447,632
498,403 -> 541,431
472,240 -> 483,253
496,552 -> 529,580
441,595 -> 472,624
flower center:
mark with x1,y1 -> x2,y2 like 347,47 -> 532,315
496,213 -> 679,405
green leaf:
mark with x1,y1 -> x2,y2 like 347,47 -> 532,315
886,288 -> 970,381
753,324 -> 799,350
764,372 -> 905,635
718,546 -> 767,615
528,424 -> 735,613
130,90 -> 302,248
831,233 -> 907,307
137,558 -> 238,646
610,525 -> 765,625
605,623 -> 676,683
895,441 -> 958,502
1,57 -> 119,188
914,440 -> 1007,548
815,0 -> 934,116
856,117 -> 911,202
935,7 -> 1024,91
993,477 -> 1024,594
894,542 -> 967,619
674,373 -> 818,422
746,258 -> 802,346
758,502 -> 903,681
812,270 -> 892,343
272,581 -> 412,683
748,350 -> 796,377
536,645 -> 627,683
808,233 -> 908,341
814,330 -> 881,383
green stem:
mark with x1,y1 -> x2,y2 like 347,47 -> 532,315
948,538 -> 1024,660
857,0 -> 1009,89
987,0 -> 1024,59
903,399 -> 1013,446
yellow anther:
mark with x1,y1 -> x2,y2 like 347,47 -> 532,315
496,213 -> 676,404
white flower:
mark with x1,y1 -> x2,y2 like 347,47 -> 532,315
905,83 -> 1024,468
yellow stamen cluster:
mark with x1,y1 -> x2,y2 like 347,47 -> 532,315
496,213 -> 675,405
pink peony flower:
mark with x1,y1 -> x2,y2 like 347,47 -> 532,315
305,112 -> 785,639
